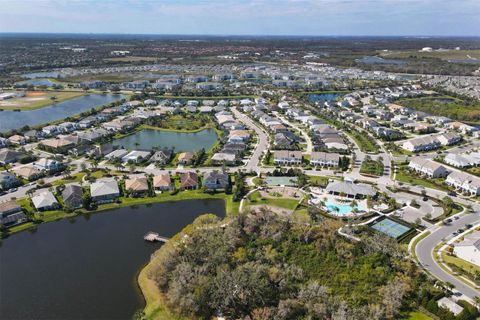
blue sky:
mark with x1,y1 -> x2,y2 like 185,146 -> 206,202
0,0 -> 479,36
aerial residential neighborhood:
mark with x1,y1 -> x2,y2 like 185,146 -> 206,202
1,1 -> 480,320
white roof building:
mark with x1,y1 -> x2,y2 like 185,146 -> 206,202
408,157 -> 449,178
454,231 -> 480,267
31,191 -> 59,211
437,297 -> 464,316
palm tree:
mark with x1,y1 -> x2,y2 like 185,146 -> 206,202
90,160 -> 99,171
63,166 -> 71,179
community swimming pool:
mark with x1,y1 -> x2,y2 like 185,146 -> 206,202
326,201 -> 363,216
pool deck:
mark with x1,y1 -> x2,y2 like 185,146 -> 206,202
309,188 -> 369,217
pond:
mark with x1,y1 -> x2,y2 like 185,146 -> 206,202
15,78 -> 59,87
356,56 -> 405,65
0,94 -> 125,132
22,71 -> 65,79
0,199 -> 226,320
307,92 -> 346,103
111,128 -> 218,152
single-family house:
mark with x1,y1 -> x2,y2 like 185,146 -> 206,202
453,232 -> 480,267
153,174 -> 172,191
90,179 -> 120,203
62,184 -> 84,210
0,200 -> 26,227
180,172 -> 199,190
211,152 -> 236,165
177,152 -> 194,165
125,177 -> 149,197
0,171 -> 19,190
149,149 -> 173,165
32,190 -> 60,211
203,171 -> 229,190
0,149 -> 23,164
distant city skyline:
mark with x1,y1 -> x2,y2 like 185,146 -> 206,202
0,0 -> 479,36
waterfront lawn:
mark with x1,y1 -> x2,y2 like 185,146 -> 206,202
0,91 -> 85,110
143,113 -> 215,131
8,190 -> 240,236
360,159 -> 384,176
98,190 -> 240,216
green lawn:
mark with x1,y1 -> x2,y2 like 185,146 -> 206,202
407,311 -> 433,320
396,95 -> 480,123
246,191 -> 300,210
0,91 -> 85,110
348,129 -> 379,153
308,175 -> 330,187
51,172 -> 86,185
442,252 -> 480,272
7,190 -> 240,236
360,159 -> 384,176
141,113 -> 220,133
394,163 -> 449,191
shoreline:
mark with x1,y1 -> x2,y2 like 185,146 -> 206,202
4,191 -> 236,238
0,90 -> 87,111
1,92 -> 127,134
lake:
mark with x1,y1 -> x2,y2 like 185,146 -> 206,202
0,94 -> 124,132
15,78 -> 59,87
0,199 -> 226,320
356,56 -> 405,65
307,92 -> 346,103
111,128 -> 218,152
23,71 -> 65,79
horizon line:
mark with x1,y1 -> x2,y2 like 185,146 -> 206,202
1,32 -> 479,38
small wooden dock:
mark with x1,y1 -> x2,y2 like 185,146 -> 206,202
144,232 -> 169,243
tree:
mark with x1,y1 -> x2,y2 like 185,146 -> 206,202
62,166 -> 71,179
82,193 -> 92,210
442,196 -> 453,207
90,160 -> 99,171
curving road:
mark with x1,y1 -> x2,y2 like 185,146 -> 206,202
416,212 -> 480,301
